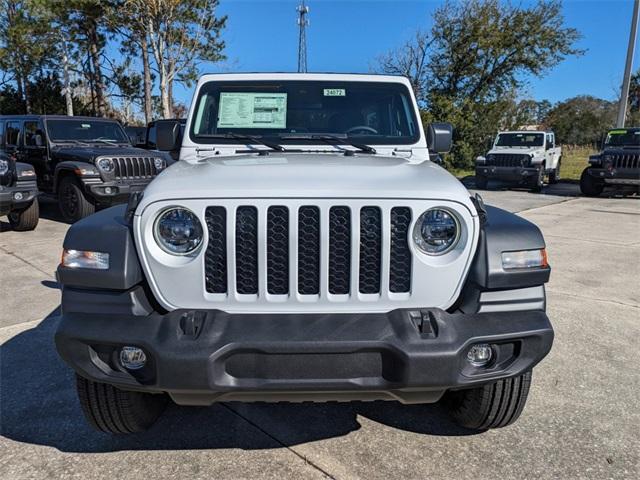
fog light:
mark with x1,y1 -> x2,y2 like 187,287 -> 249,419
467,343 -> 493,367
119,346 -> 146,370
13,192 -> 23,201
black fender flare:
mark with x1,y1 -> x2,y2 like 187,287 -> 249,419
57,204 -> 143,290
467,205 -> 550,290
53,161 -> 101,193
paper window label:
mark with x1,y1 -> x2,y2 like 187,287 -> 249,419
217,92 -> 287,129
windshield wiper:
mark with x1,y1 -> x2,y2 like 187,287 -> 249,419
203,133 -> 285,153
91,138 -> 120,145
56,139 -> 91,146
278,133 -> 377,155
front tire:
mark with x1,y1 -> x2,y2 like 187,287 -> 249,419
580,168 -> 604,197
8,199 -> 39,231
58,176 -> 95,223
548,159 -> 561,184
475,174 -> 488,190
442,371 -> 532,430
530,166 -> 544,193
76,375 -> 168,434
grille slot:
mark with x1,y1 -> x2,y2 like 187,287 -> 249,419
267,206 -> 289,295
612,153 -> 639,169
202,203 -> 416,300
328,206 -> 351,295
235,206 -> 259,295
111,156 -> 159,180
488,154 -> 529,168
298,206 -> 321,295
359,207 -> 382,294
204,207 -> 227,293
389,207 -> 412,293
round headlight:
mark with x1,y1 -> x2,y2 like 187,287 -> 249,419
412,208 -> 460,255
97,158 -> 114,173
154,207 -> 204,255
0,159 -> 8,176
153,157 -> 165,171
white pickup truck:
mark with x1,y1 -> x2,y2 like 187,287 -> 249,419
475,131 -> 562,192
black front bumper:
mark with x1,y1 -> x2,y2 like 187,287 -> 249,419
587,167 -> 640,186
55,307 -> 553,405
476,165 -> 539,183
80,177 -> 150,204
0,181 -> 38,216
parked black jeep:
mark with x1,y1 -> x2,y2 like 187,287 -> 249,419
0,115 -> 167,222
0,152 -> 39,231
580,128 -> 640,196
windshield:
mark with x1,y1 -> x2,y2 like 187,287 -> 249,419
604,128 -> 640,147
46,119 -> 129,143
495,133 -> 544,147
190,80 -> 419,145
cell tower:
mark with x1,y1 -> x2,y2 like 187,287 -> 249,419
297,1 -> 309,73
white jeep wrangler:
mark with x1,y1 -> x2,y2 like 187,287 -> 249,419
476,130 -> 562,192
55,74 -> 553,434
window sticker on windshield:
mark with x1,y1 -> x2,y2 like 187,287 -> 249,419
324,88 -> 345,96
81,124 -> 91,129
609,130 -> 627,135
217,92 -> 287,129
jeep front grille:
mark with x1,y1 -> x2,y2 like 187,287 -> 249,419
487,154 -> 530,168
109,156 -> 159,180
203,204 -> 413,298
611,153 -> 640,170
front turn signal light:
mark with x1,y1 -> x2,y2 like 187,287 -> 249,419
501,248 -> 548,270
61,249 -> 110,270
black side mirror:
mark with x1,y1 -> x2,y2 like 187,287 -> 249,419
156,120 -> 182,152
427,122 -> 453,153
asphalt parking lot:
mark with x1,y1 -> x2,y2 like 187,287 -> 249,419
1,183 -> 639,480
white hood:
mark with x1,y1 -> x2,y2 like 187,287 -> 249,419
139,152 -> 475,213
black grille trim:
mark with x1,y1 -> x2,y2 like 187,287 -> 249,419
204,207 -> 227,294
389,207 -> 412,293
235,206 -> 259,295
298,206 -> 321,295
359,207 -> 382,294
487,154 -> 530,168
267,206 -> 289,295
111,156 -> 159,180
612,153 -> 640,170
328,206 -> 351,295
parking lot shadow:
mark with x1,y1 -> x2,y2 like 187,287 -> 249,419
1,311 -> 474,453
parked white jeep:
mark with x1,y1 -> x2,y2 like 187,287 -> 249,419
475,130 -> 562,192
55,73 -> 553,434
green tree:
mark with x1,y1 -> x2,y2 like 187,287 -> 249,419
627,69 -> 640,126
126,0 -> 227,118
377,0 -> 583,167
0,0 -> 51,113
545,95 -> 616,146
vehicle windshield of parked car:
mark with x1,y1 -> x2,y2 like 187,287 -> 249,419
604,129 -> 640,147
495,133 -> 544,147
46,119 -> 129,144
190,80 -> 420,145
